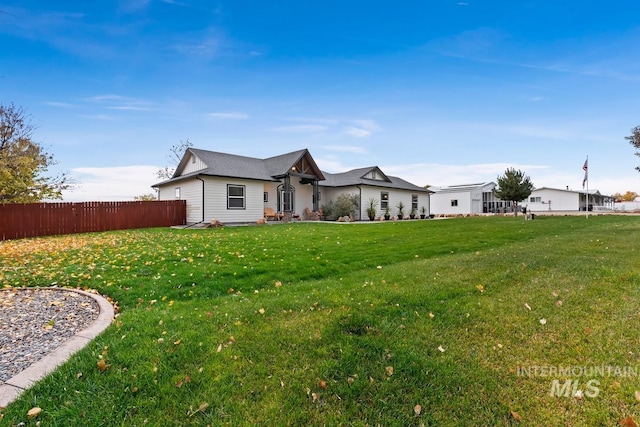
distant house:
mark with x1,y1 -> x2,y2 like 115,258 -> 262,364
152,148 -> 431,224
524,187 -> 613,212
430,182 -> 512,215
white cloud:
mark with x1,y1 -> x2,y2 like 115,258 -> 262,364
207,112 -> 249,120
87,94 -> 154,111
80,114 -> 116,120
62,165 -> 160,201
344,119 -> 381,138
345,127 -> 372,138
322,145 -> 367,154
270,125 -> 328,133
45,101 -> 77,108
350,119 -> 381,131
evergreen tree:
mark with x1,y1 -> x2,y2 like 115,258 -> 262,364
495,168 -> 534,216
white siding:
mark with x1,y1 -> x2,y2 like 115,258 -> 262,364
202,177 -> 264,223
320,186 -> 429,220
157,180 -> 203,223
431,190 -> 472,215
181,154 -> 207,175
525,189 -> 580,211
295,183 -> 314,214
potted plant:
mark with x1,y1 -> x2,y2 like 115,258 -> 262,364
409,206 -> 417,219
420,206 -> 426,219
396,201 -> 405,220
384,206 -> 391,220
366,197 -> 378,221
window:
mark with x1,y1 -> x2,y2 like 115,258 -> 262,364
381,192 -> 389,210
175,187 -> 181,199
227,185 -> 245,209
530,196 -> 541,203
412,194 -> 418,211
264,192 -> 268,203
451,199 -> 458,207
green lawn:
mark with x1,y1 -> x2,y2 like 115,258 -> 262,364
2,216 -> 640,426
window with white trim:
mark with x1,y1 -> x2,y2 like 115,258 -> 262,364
381,191 -> 389,210
175,187 -> 181,199
227,184 -> 245,209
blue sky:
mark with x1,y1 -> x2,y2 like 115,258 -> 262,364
1,0 -> 639,201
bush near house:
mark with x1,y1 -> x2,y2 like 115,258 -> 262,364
321,193 -> 359,220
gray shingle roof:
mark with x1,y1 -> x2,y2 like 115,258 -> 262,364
188,148 -> 281,181
153,148 -> 429,193
320,167 -> 432,193
153,148 -> 311,187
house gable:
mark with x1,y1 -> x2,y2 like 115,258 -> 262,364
264,149 -> 325,182
360,167 -> 390,182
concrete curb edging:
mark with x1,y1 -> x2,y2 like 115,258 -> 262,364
0,288 -> 115,408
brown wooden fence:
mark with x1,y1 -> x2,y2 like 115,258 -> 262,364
0,200 -> 186,241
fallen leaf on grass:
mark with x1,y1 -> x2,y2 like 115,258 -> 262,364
385,366 -> 394,376
414,404 -> 422,415
97,359 -> 110,372
311,392 -> 319,403
438,345 -> 446,353
476,284 -> 484,293
635,390 -> 640,402
620,416 -> 638,427
27,407 -> 42,419
319,380 -> 328,390
187,402 -> 209,417
428,312 -> 435,319
539,318 -> 547,325
258,308 -> 265,315
524,303 -> 532,311
510,411 -> 522,421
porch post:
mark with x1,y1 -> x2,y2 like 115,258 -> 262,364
313,180 -> 319,211
283,175 -> 292,222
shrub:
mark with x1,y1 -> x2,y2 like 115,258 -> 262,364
322,193 -> 359,220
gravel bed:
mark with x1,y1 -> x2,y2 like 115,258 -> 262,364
0,287 -> 100,383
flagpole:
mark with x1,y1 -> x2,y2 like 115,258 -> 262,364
585,155 -> 589,219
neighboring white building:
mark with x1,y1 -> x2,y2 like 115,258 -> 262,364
430,182 -> 513,215
152,148 -> 431,224
524,187 -> 613,212
614,200 -> 640,211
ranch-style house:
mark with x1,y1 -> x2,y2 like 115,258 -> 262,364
152,148 -> 432,224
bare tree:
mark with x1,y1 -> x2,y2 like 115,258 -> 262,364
156,139 -> 193,180
625,126 -> 640,172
